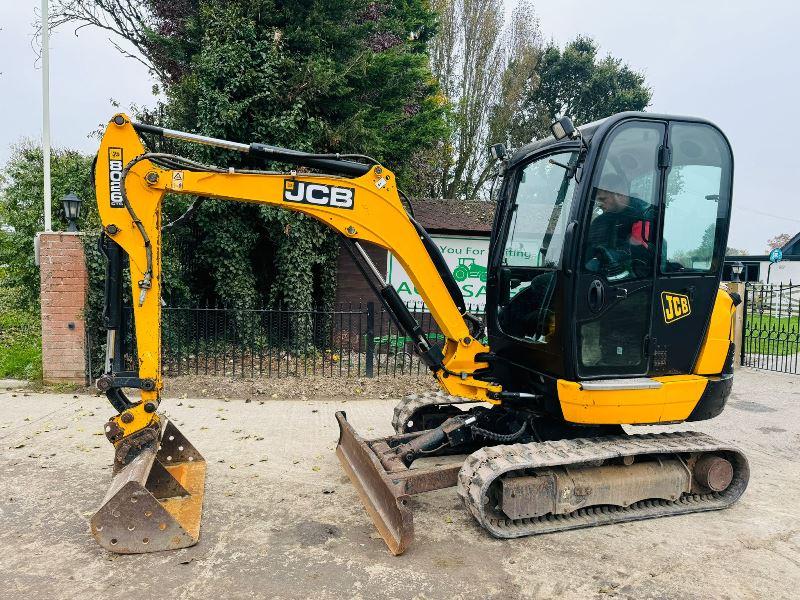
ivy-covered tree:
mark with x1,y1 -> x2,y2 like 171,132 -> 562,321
54,0 -> 448,322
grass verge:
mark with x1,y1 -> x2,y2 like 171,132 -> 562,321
0,308 -> 42,380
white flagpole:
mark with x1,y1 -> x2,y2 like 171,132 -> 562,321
42,0 -> 52,232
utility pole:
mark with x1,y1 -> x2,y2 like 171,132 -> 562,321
42,0 -> 52,231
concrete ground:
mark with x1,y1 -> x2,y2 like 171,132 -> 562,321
1,368 -> 798,600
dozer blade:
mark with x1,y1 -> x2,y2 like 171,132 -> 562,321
90,420 -> 206,554
335,411 -> 413,555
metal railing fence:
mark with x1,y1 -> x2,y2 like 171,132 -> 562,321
91,301 -> 485,379
742,282 -> 799,374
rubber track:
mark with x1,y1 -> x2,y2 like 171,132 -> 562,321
391,392 -> 472,434
457,430 -> 749,538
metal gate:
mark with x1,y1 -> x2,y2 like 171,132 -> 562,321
742,282 -> 800,374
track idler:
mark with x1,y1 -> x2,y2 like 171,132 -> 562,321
90,420 -> 206,553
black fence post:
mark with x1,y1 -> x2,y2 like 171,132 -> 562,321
366,302 -> 375,378
84,325 -> 92,387
740,283 -> 748,367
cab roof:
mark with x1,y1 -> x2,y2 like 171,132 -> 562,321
507,111 -> 725,169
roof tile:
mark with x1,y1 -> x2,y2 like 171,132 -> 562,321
411,198 -> 494,234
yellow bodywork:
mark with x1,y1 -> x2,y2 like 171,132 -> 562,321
95,114 -> 498,440
114,404 -> 161,439
694,289 -> 736,375
557,375 -> 708,425
557,288 -> 735,425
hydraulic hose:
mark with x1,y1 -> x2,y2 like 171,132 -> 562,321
471,420 -> 527,443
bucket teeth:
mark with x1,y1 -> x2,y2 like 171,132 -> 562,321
91,420 -> 206,554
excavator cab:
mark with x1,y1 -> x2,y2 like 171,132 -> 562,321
488,113 -> 735,416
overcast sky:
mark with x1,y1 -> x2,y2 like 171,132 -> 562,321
1,1 -> 798,252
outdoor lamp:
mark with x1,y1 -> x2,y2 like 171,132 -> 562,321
731,261 -> 744,283
62,192 -> 82,232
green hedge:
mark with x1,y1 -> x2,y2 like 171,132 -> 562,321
0,302 -> 41,380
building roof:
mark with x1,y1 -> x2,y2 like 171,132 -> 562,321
781,231 -> 800,255
412,198 -> 495,235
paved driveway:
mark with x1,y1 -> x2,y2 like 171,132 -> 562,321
1,368 -> 798,599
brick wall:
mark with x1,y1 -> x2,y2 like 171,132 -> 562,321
38,232 -> 88,383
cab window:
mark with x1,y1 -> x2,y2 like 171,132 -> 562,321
661,123 -> 732,273
577,121 -> 664,376
583,122 -> 662,282
503,151 -> 579,269
497,151 -> 578,345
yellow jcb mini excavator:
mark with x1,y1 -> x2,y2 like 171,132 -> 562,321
91,112 -> 748,555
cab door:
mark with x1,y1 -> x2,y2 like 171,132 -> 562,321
487,148 -> 582,378
574,120 -> 666,378
649,122 -> 733,374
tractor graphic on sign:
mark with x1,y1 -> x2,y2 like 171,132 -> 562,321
452,257 -> 487,283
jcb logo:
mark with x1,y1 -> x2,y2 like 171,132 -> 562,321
108,147 -> 124,208
661,292 -> 691,324
283,180 -> 354,209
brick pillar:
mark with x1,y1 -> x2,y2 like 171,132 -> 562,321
38,232 -> 88,384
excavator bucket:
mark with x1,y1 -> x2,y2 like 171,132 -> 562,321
90,421 -> 206,553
